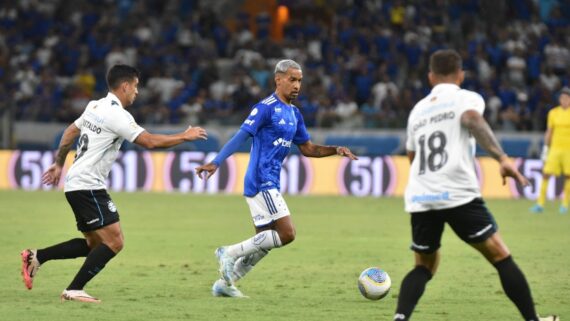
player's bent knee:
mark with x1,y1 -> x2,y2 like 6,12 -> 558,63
108,240 -> 124,253
85,237 -> 100,249
414,251 -> 440,275
103,236 -> 124,253
279,228 -> 296,245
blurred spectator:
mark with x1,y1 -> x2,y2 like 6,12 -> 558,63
2,0 -> 569,133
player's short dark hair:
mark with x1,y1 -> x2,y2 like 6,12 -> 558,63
106,64 -> 140,89
429,49 -> 462,76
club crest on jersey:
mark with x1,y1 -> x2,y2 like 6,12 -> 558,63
107,201 -> 117,212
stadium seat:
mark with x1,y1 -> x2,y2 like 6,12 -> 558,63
324,135 -> 401,156
499,138 -> 531,158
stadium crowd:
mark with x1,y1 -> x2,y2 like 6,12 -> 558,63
1,0 -> 569,131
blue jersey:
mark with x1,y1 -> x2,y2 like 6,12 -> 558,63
240,93 -> 310,197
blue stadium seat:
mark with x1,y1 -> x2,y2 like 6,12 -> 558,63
499,138 -> 531,158
324,135 -> 401,156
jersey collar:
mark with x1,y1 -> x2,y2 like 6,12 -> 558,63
273,92 -> 295,107
431,83 -> 460,94
106,92 -> 123,108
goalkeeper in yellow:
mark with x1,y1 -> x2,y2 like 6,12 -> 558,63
531,87 -> 570,214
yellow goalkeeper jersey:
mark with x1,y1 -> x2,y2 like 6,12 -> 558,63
547,106 -> 570,150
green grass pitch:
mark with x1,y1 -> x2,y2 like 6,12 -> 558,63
0,190 -> 568,321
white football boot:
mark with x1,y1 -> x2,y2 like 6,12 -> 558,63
212,279 -> 248,298
60,289 -> 101,303
215,247 -> 236,285
539,315 -> 560,321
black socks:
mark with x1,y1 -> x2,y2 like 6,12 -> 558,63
394,266 -> 433,321
36,238 -> 90,264
67,243 -> 116,290
494,256 -> 538,321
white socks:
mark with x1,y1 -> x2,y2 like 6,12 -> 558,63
226,230 -> 282,258
232,249 -> 269,282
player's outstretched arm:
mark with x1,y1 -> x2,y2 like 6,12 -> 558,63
461,110 -> 529,186
134,126 -> 207,149
298,141 -> 358,160
195,129 -> 251,180
42,123 -> 80,186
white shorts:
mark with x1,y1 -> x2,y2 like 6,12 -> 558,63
246,189 -> 291,227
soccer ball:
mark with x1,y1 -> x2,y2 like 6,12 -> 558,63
358,267 -> 391,300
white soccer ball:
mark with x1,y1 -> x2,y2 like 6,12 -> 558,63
358,267 -> 391,300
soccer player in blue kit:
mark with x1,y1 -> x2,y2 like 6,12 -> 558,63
195,59 -> 357,297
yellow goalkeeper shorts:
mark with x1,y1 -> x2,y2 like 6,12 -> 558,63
543,149 -> 570,176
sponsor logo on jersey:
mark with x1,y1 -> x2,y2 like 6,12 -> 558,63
278,118 -> 286,125
83,119 -> 102,134
85,111 -> 105,124
272,138 -> 292,147
274,107 -> 282,113
411,191 -> 450,203
107,200 -> 117,212
244,119 -> 255,126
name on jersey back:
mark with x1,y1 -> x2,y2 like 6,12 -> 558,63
412,111 -> 455,132
83,119 -> 102,134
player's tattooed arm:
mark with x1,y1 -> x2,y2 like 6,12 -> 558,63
298,141 -> 357,159
55,123 -> 81,166
42,123 -> 80,186
460,110 -> 506,161
461,110 -> 529,186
